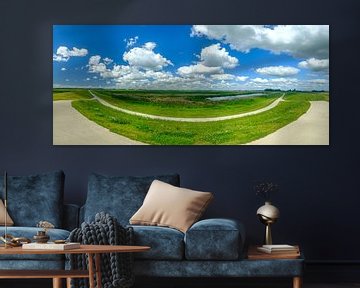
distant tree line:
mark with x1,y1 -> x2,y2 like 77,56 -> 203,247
264,88 -> 326,92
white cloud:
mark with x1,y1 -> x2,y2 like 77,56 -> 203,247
124,36 -> 139,48
61,67 -> 66,71
245,76 -> 328,91
123,42 -> 173,71
88,55 -> 108,73
53,46 -> 88,62
53,54 -> 67,62
250,77 -> 299,85
298,58 -> 329,71
177,44 -> 238,78
191,25 -> 329,59
211,74 -> 236,81
308,78 -> 329,84
108,65 -> 133,78
200,44 -> 238,68
252,77 -> 269,83
89,55 -> 101,66
237,76 -> 249,81
256,66 -> 300,77
177,63 -> 223,77
144,42 -> 156,50
103,57 -> 113,65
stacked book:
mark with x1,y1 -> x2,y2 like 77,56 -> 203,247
22,242 -> 80,250
248,244 -> 300,260
257,244 -> 299,254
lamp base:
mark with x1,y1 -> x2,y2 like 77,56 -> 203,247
265,223 -> 272,245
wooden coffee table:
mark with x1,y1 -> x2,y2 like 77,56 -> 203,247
0,244 -> 150,288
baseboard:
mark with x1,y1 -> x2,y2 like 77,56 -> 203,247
305,261 -> 360,282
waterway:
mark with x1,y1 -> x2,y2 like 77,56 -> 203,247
207,93 -> 265,101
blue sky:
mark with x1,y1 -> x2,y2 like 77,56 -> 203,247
53,25 -> 329,91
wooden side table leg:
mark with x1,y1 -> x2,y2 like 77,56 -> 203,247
88,253 -> 95,288
95,253 -> 102,288
66,277 -> 72,288
293,276 -> 302,288
53,278 -> 62,288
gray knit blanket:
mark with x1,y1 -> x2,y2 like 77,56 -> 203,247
68,212 -> 134,288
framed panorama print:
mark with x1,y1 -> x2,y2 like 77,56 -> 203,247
53,25 -> 329,145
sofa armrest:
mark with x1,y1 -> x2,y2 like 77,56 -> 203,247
63,204 -> 80,231
184,218 -> 245,260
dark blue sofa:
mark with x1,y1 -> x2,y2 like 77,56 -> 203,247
0,171 -> 79,270
0,171 -> 303,286
80,173 -> 304,282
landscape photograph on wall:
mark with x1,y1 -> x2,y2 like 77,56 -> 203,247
53,25 -> 329,145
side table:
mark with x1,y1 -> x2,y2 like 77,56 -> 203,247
247,245 -> 303,288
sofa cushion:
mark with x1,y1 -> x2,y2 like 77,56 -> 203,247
130,180 -> 213,233
0,227 -> 70,261
0,199 -> 14,226
185,218 -> 245,260
130,225 -> 184,260
84,173 -> 180,225
0,260 -> 65,270
0,171 -> 64,228
133,258 -> 304,277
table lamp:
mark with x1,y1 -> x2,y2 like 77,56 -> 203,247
256,201 -> 280,245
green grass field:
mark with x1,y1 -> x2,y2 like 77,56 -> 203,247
91,89 -> 281,118
53,89 -> 93,101
53,88 -> 328,145
284,92 -> 329,102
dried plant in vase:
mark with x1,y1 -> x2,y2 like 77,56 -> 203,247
254,181 -> 279,202
34,221 -> 55,243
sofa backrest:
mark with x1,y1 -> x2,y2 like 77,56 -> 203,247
0,170 -> 65,228
82,173 -> 180,226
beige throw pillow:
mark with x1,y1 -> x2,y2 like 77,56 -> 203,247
130,180 -> 213,233
0,199 -> 14,226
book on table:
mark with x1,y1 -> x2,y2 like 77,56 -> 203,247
22,242 -> 80,250
257,244 -> 299,254
248,245 -> 300,260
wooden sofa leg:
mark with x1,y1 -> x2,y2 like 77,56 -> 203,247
53,278 -> 62,288
293,276 -> 302,288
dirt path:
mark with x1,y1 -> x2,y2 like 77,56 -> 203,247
53,100 -> 144,145
248,101 -> 329,145
89,90 -> 285,122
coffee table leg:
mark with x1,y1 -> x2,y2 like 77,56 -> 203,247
95,253 -> 102,288
52,278 -> 62,288
293,276 -> 302,288
88,253 -> 95,288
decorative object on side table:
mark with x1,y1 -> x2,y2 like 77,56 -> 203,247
34,220 -> 55,243
254,181 -> 280,245
0,234 -> 31,247
248,245 -> 300,260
